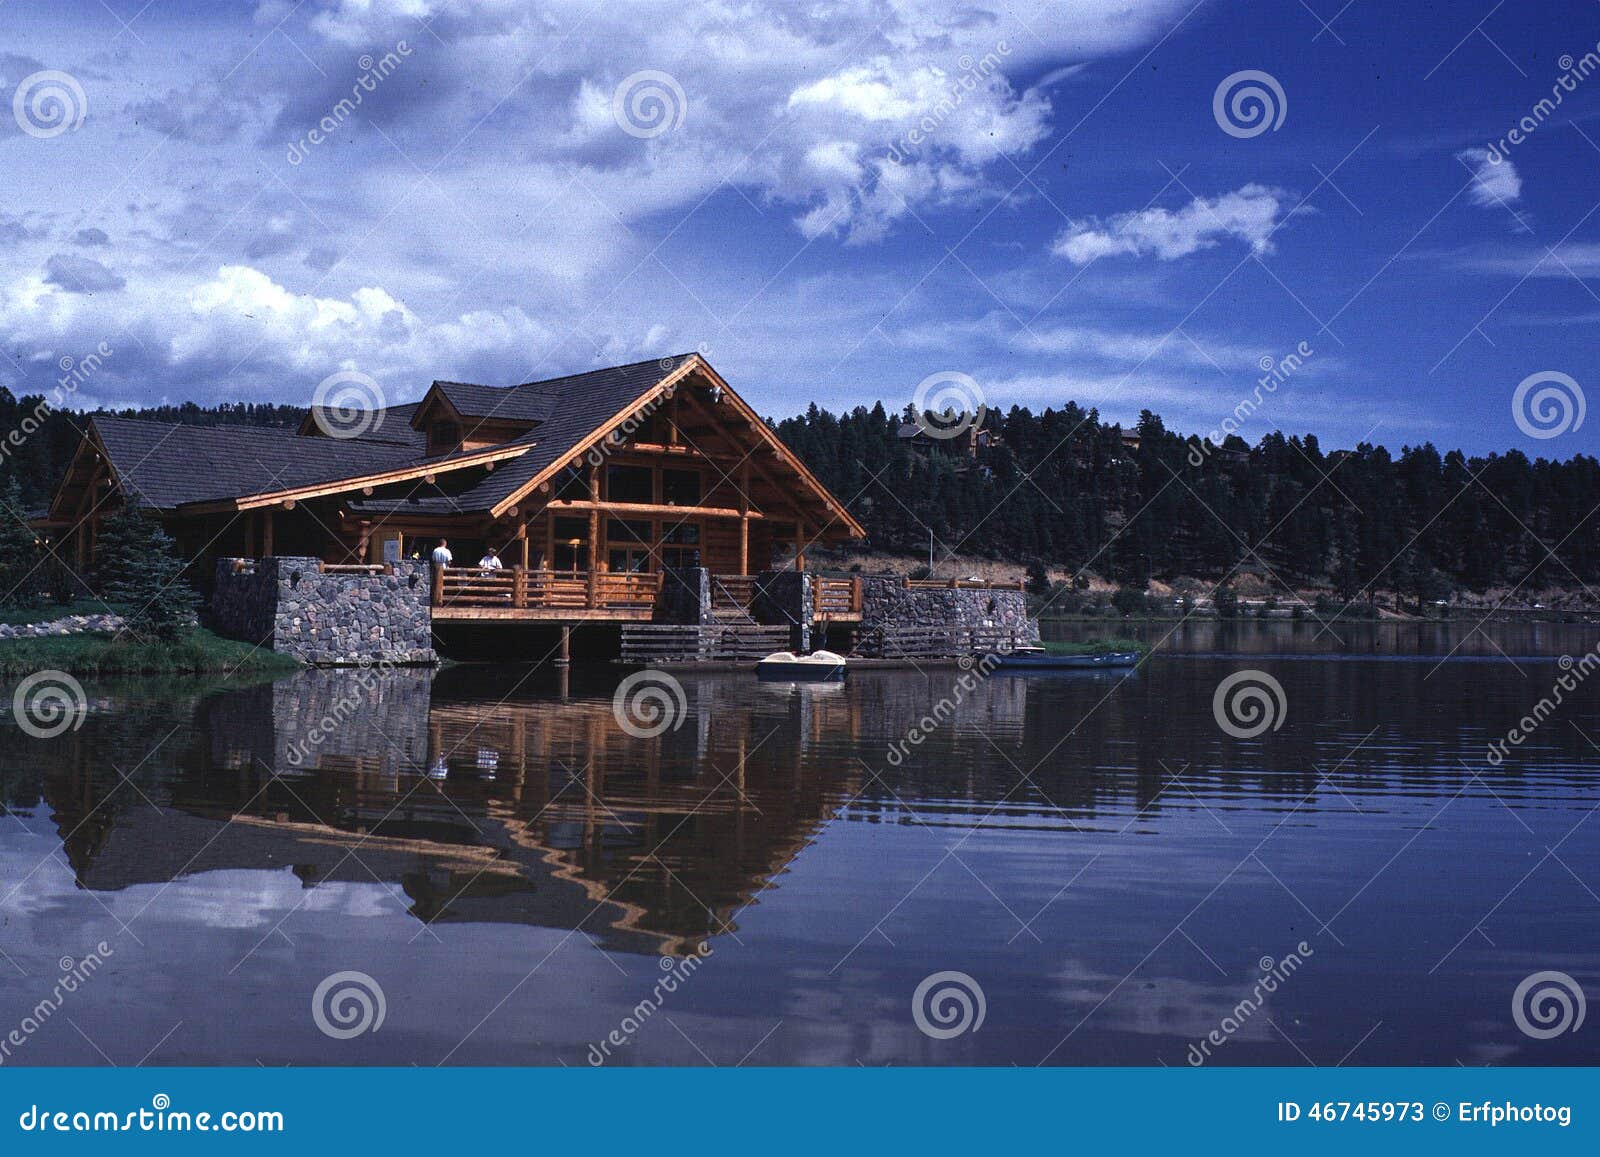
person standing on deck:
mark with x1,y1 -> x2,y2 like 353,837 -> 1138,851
478,547 -> 502,574
431,539 -> 453,568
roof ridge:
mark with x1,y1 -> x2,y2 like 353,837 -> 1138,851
513,353 -> 690,392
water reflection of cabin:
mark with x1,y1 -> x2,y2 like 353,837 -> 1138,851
43,673 -> 872,955
38,354 -> 866,620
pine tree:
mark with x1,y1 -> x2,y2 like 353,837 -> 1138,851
97,502 -> 199,642
0,475 -> 43,608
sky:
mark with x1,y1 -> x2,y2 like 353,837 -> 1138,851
1,0 -> 1599,456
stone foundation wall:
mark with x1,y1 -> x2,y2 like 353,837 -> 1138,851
751,570 -> 812,652
858,576 -> 1039,650
656,566 -> 713,625
212,557 -> 436,666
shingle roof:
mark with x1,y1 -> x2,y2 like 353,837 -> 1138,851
93,417 -> 424,510
449,357 -> 676,511
86,356 -> 685,513
430,381 -> 558,424
303,401 -> 427,449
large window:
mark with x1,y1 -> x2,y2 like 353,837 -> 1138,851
554,465 -> 591,500
606,518 -> 653,573
552,517 -> 589,572
661,523 -> 700,569
606,464 -> 653,504
661,468 -> 701,506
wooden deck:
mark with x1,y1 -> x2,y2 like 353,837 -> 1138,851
430,568 -> 863,623
432,568 -> 660,621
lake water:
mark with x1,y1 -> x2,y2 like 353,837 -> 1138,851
1,621 -> 1597,1066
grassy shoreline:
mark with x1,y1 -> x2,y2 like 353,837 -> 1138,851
0,629 -> 302,677
1038,638 -> 1149,656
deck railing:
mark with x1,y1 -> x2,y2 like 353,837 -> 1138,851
433,567 -> 662,612
854,623 -> 1025,659
430,567 -> 1017,617
710,574 -> 759,615
814,577 -> 862,620
904,577 -> 1026,591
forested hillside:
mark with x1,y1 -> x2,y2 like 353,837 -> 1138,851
775,403 -> 1600,602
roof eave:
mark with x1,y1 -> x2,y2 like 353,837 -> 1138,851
486,354 -> 867,540
176,441 -> 534,515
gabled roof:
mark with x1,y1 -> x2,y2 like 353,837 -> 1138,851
422,380 -> 557,425
51,354 -> 866,538
446,357 -> 680,512
299,401 -> 427,449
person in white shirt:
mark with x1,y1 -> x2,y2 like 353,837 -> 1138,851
430,539 -> 453,567
478,548 -> 503,573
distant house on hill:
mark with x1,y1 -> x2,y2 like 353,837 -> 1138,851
896,420 -> 999,471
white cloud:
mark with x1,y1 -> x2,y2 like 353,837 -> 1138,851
1456,147 -> 1523,208
260,0 -> 1182,245
1052,185 -> 1294,264
0,262 -> 556,406
0,0 -> 1290,422
1455,241 -> 1600,277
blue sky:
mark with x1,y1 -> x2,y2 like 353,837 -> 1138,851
2,0 -> 1598,455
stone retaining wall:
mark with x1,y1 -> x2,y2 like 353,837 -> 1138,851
858,576 -> 1039,650
655,566 -> 713,625
751,570 -> 812,652
211,557 -> 436,666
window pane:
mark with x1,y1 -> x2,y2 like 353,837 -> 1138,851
555,465 -> 591,500
661,468 -> 701,505
607,519 -> 652,542
606,465 -> 653,503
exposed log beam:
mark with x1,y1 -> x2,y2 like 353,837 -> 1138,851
541,499 -> 767,520
675,388 -> 813,525
182,442 -> 532,514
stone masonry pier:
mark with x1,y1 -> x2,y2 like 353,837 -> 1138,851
211,557 -> 436,666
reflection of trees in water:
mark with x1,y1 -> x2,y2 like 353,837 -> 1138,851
10,675 -> 253,866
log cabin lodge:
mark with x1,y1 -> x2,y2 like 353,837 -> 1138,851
37,353 -> 869,625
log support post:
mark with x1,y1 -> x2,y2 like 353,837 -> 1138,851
738,460 -> 750,575
586,464 -> 601,608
